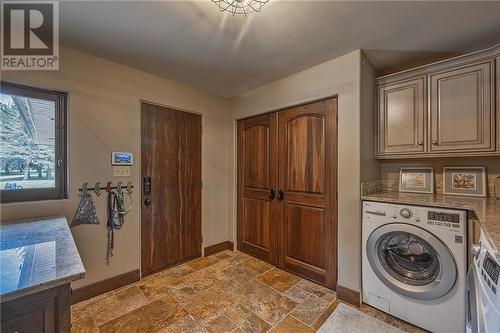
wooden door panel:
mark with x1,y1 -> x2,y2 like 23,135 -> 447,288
237,113 -> 277,264
141,103 -> 202,276
278,98 -> 337,288
377,78 -> 426,155
430,61 -> 494,152
243,197 -> 270,250
243,125 -> 269,189
286,115 -> 325,194
285,204 -> 325,269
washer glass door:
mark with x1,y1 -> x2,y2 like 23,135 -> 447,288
367,223 -> 457,300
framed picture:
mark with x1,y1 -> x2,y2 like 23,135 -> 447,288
399,167 -> 434,194
443,167 -> 487,197
111,152 -> 133,166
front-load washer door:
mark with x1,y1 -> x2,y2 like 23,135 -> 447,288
366,223 -> 457,300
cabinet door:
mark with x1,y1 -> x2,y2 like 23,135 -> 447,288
237,113 -> 278,264
377,78 -> 426,156
429,61 -> 494,153
277,98 -> 337,288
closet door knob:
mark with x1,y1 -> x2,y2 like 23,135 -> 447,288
418,141 -> 424,146
278,190 -> 284,201
268,189 -> 275,200
432,140 -> 439,145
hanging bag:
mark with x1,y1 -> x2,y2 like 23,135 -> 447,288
71,183 -> 100,226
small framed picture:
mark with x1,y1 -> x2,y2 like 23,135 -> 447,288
111,152 -> 133,166
399,167 -> 434,194
443,167 -> 487,197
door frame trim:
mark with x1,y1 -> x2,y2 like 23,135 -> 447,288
139,100 -> 204,277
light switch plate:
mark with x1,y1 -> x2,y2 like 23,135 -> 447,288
113,166 -> 131,177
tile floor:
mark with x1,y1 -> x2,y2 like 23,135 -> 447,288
71,250 -> 426,333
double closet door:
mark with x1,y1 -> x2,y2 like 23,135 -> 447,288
237,98 -> 337,288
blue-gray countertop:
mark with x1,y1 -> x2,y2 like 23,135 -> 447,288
0,216 -> 85,303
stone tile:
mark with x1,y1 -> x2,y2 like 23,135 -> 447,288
160,264 -> 195,278
71,291 -> 118,322
223,251 -> 251,266
71,316 -> 99,333
239,311 -> 272,333
98,295 -> 186,333
296,279 -> 336,302
93,286 -> 149,325
223,263 -> 261,285
223,303 -> 252,326
204,315 -> 237,333
285,286 -> 312,303
257,268 -> 300,292
311,300 -> 339,330
214,251 -> 233,260
234,280 -> 298,325
171,285 -> 198,302
217,277 -> 240,292
186,256 -> 220,271
246,258 -> 274,275
158,314 -> 208,333
183,286 -> 238,322
270,316 -> 315,333
290,295 -> 330,326
137,275 -> 178,302
222,257 -> 272,286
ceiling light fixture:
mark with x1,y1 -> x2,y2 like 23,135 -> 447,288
211,0 -> 270,16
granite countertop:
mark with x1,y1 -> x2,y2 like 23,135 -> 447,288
361,191 -> 500,255
0,216 -> 85,303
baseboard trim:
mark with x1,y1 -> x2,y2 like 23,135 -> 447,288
71,269 -> 140,304
336,284 -> 361,307
204,241 -> 234,256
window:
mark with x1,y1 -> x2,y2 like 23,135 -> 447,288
0,81 -> 67,203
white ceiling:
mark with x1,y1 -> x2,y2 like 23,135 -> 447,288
60,1 -> 500,97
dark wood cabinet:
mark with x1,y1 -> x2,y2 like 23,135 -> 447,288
237,98 -> 338,289
1,284 -> 71,333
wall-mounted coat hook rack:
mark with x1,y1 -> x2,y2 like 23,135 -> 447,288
78,182 -> 134,193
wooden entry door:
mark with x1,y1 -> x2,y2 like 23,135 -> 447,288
141,102 -> 202,277
277,99 -> 337,288
237,113 -> 277,264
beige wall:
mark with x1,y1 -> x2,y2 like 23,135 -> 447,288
380,157 -> 500,197
360,53 -> 381,182
229,50 -> 364,291
0,47 -> 231,288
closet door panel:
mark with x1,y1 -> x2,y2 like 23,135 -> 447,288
237,113 -> 277,264
277,98 -> 337,288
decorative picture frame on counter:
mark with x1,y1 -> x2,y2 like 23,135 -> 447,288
399,167 -> 434,194
443,166 -> 487,197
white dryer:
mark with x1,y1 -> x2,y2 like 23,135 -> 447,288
362,201 -> 467,333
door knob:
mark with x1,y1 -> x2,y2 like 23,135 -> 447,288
432,140 -> 439,145
269,188 -> 275,200
418,141 -> 424,146
278,190 -> 284,201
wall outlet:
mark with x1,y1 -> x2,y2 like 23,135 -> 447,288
113,166 -> 131,177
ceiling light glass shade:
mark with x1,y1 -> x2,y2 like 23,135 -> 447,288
211,0 -> 270,16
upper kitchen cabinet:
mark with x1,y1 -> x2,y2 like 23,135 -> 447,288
377,78 -> 426,156
375,44 -> 499,159
429,61 -> 494,153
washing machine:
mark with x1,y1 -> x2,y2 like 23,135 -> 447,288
362,201 -> 467,333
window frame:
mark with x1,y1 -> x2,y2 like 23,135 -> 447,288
0,81 -> 68,203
